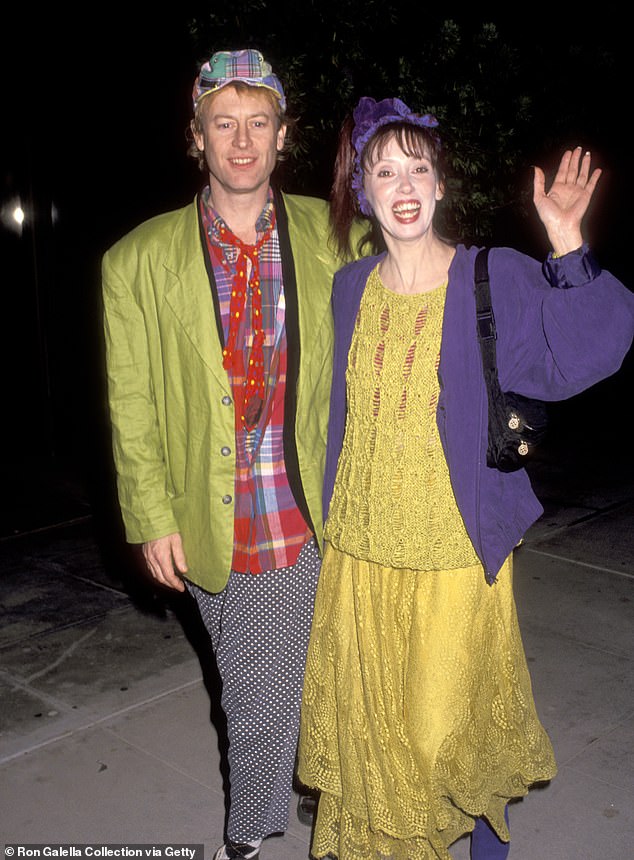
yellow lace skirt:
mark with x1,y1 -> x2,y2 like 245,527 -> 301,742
297,544 -> 557,859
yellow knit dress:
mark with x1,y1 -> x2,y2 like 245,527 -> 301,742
297,266 -> 557,859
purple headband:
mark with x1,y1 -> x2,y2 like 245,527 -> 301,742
351,96 -> 439,216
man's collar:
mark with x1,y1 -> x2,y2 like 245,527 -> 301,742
200,185 -> 275,242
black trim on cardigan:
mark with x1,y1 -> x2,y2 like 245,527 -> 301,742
273,186 -> 315,537
196,192 -> 226,350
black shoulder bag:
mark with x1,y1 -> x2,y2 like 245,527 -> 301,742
474,247 -> 549,473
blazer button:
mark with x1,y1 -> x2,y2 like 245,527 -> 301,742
222,395 -> 232,406
220,446 -> 231,457
222,494 -> 232,505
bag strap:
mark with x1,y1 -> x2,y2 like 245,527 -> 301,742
474,247 -> 499,375
474,246 -> 510,440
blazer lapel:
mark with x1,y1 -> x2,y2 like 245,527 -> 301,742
276,190 -> 333,365
163,197 -> 228,385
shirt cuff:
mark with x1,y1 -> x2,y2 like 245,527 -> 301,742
542,242 -> 601,289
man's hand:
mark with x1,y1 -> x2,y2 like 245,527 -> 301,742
142,533 -> 188,592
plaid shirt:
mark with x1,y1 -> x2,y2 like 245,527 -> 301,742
199,188 -> 312,573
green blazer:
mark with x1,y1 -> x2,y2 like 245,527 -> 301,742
102,189 -> 362,593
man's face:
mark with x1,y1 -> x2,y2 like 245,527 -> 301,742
193,86 -> 286,201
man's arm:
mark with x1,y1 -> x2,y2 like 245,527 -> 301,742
102,248 -> 186,580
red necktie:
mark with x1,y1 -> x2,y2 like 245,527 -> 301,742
210,215 -> 276,430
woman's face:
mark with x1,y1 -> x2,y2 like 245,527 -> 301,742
363,135 -> 443,245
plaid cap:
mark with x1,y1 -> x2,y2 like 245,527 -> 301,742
192,49 -> 286,112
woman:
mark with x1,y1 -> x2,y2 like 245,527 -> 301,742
297,97 -> 634,859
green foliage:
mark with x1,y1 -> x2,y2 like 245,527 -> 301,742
186,3 -> 624,245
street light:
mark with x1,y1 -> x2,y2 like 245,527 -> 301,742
1,196 -> 26,236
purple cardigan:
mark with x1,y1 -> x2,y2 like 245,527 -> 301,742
323,244 -> 634,583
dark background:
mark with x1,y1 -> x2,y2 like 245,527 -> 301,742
2,5 -> 632,553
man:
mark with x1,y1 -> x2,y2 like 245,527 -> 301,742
102,49 -> 364,860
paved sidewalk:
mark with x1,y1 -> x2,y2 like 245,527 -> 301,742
1,438 -> 633,858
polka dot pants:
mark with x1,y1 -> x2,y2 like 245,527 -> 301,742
188,538 -> 321,843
